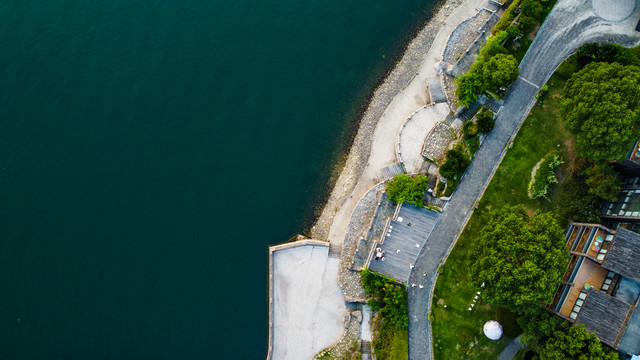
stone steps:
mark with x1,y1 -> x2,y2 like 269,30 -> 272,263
377,162 -> 406,182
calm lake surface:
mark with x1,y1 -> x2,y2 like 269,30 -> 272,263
0,0 -> 437,358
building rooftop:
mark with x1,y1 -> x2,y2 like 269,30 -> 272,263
618,300 -> 640,356
575,290 -> 633,348
603,228 -> 640,283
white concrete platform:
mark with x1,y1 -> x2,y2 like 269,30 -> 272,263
270,243 -> 346,360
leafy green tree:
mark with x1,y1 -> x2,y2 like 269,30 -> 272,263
480,31 -> 509,60
480,53 -> 520,93
456,72 -> 485,106
556,162 -> 602,224
521,0 -> 543,19
560,62 -> 640,162
386,174 -> 428,207
439,144 -> 470,179
506,24 -> 520,38
476,108 -> 495,134
518,307 -> 568,348
538,325 -> 620,360
576,42 -> 640,68
584,163 -> 622,201
519,16 -> 536,33
469,205 -> 568,314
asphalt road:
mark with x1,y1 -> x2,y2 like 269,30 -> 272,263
407,1 -> 640,359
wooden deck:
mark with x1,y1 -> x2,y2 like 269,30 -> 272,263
559,258 -> 609,317
368,204 -> 440,283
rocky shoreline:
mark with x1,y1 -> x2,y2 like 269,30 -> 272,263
309,0 -> 464,241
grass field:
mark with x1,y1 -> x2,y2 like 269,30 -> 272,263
431,68 -> 575,359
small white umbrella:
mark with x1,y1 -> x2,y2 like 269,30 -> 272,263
483,320 -> 503,340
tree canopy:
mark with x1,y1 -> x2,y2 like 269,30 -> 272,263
439,144 -> 470,180
386,174 -> 428,207
576,42 -> 639,68
469,205 -> 568,314
476,108 -> 495,134
584,163 -> 622,201
361,269 -> 408,330
480,53 -> 520,93
538,325 -> 620,360
560,62 -> 640,162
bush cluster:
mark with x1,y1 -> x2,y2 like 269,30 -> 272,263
386,174 -> 428,207
456,31 -> 519,105
439,144 -> 471,180
530,152 -> 563,198
476,108 -> 495,134
361,269 -> 408,330
361,270 -> 409,360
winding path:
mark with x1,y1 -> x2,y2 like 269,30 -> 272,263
407,1 -> 640,359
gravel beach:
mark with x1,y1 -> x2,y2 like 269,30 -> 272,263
309,0 -> 464,240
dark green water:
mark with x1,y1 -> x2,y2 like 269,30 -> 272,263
0,0 -> 437,358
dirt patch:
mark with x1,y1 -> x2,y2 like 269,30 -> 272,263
438,298 -> 446,305
527,156 -> 546,199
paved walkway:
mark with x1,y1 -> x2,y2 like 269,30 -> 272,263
407,1 -> 640,359
497,335 -> 524,360
326,0 -> 493,252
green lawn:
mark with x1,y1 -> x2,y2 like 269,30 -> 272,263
431,73 -> 574,359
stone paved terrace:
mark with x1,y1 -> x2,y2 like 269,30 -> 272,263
399,103 -> 450,173
443,8 -> 494,64
368,204 -> 440,283
422,122 -> 455,163
449,11 -> 500,77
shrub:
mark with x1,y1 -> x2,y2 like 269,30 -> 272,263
436,181 -> 446,197
439,144 -> 471,180
466,135 -> 480,155
530,152 -> 563,198
480,31 -> 509,60
506,24 -> 520,38
444,178 -> 459,197
386,174 -> 429,207
476,108 -> 495,134
492,0 -> 522,34
462,121 -> 478,138
519,16 -> 537,33
361,269 -> 408,330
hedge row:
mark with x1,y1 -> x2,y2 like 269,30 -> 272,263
492,0 -> 522,34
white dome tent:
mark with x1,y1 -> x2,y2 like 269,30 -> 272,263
483,320 -> 503,340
